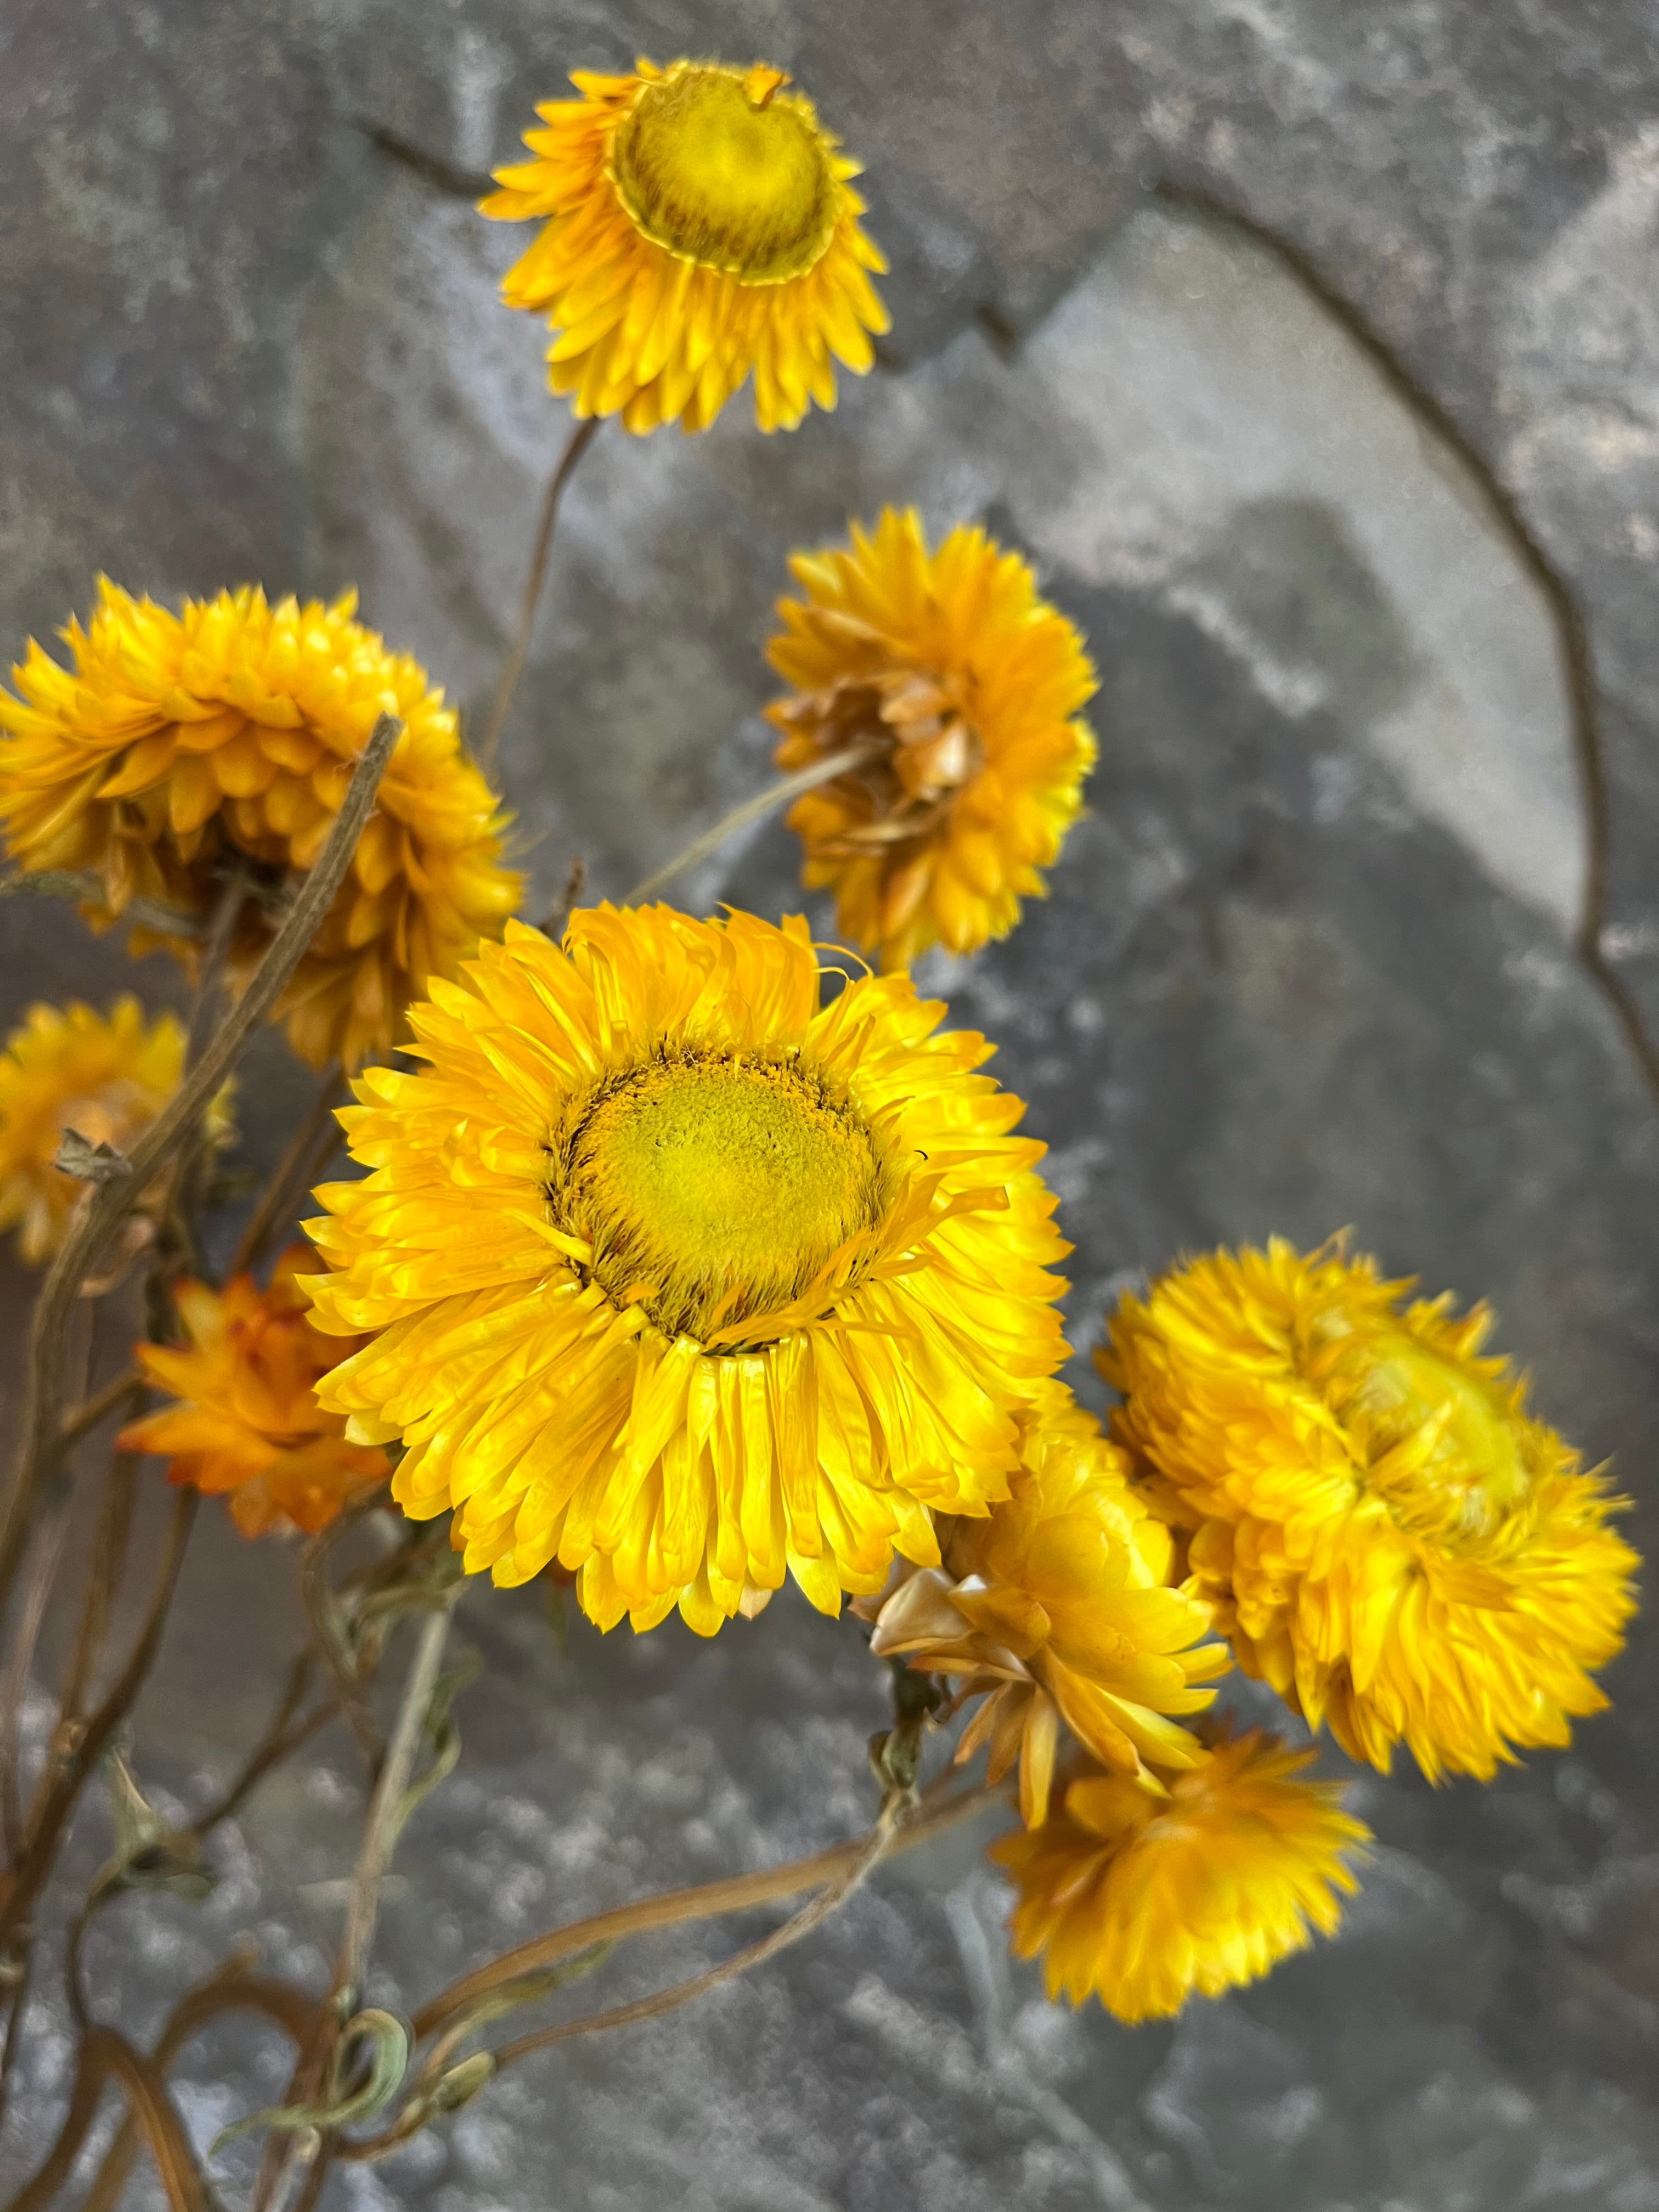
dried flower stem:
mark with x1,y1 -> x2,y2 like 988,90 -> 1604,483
479,415 -> 601,772
189,1652 -> 336,1842
0,1492 -> 197,1955
0,1500 -> 71,1859
250,1598 -> 454,2212
623,741 -> 882,906
230,1065 -> 347,1278
184,871 -> 250,1068
58,1367 -> 144,1448
298,1493 -> 396,1773
0,714 -> 402,1618
56,1418 -> 145,1727
493,1813 -> 899,2070
81,1953 -> 320,2212
413,1776 -> 997,2041
4,2021 -> 218,2212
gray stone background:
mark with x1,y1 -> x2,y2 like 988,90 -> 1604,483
3,1 -> 1659,2205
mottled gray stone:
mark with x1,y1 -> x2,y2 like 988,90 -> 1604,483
3,3 -> 1659,2208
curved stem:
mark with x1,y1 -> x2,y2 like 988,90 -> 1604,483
493,1815 -> 898,2070
479,416 -> 601,773
623,741 -> 881,907
413,1778 -> 997,2041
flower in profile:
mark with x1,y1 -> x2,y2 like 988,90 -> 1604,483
993,1732 -> 1369,2020
482,59 -> 888,434
120,1245 -> 390,1538
305,905 -> 1069,1634
1102,1239 -> 1639,1782
767,510 -> 1098,970
857,1385 -> 1224,1824
0,582 -> 521,1071
0,997 -> 234,1265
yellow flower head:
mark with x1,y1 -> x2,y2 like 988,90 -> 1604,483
1101,1239 -> 1639,1781
994,1731 -> 1369,2020
483,59 -> 889,433
121,1245 -> 390,1538
859,1384 -> 1225,1824
0,997 -> 233,1264
767,510 -> 1098,970
0,582 -> 521,1071
304,905 -> 1070,1635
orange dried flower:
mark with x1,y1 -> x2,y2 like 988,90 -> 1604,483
121,1245 -> 390,1537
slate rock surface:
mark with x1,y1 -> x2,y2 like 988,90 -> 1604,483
2,3 -> 1657,2207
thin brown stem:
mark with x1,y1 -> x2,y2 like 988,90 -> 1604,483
335,1603 -> 452,2011
622,742 -> 882,907
540,853 -> 586,935
57,1424 -> 144,1729
0,1492 -> 196,1955
58,1367 -> 143,1449
250,1600 -> 454,2212
230,1065 -> 347,1278
3,2023 -> 220,2212
185,871 -> 250,1069
479,416 -> 601,773
413,1779 -> 997,2041
0,1500 -> 70,1861
190,1653 -> 336,1841
493,1818 -> 899,2072
0,1950 -> 31,2147
82,1956 -> 319,2212
298,1494 -> 394,1773
0,714 -> 401,1619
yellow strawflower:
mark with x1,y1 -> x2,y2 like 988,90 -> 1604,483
0,582 -> 520,1070
1102,1239 -> 1639,1781
994,1733 -> 1369,2020
483,59 -> 889,433
121,1245 -> 389,1538
0,997 -> 233,1264
858,1385 -> 1224,1823
768,510 -> 1098,969
304,906 -> 1070,1635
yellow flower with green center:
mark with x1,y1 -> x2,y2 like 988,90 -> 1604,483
1101,1239 -> 1639,1781
994,1733 -> 1370,2020
0,998 -> 234,1264
481,59 -> 889,433
768,510 -> 1099,970
305,906 -> 1070,1634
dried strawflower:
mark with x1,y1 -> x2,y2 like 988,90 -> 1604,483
1102,1239 -> 1639,1781
482,59 -> 888,433
994,1732 -> 1369,2020
305,906 -> 1069,1634
0,997 -> 234,1264
858,1385 -> 1224,1824
0,582 -> 521,1070
121,1245 -> 389,1538
768,509 -> 1097,969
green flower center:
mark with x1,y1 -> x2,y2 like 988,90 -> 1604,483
1313,1314 -> 1532,1534
611,65 -> 838,284
562,1052 -> 884,1343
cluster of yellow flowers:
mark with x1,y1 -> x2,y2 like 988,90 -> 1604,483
0,50 -> 1636,2038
